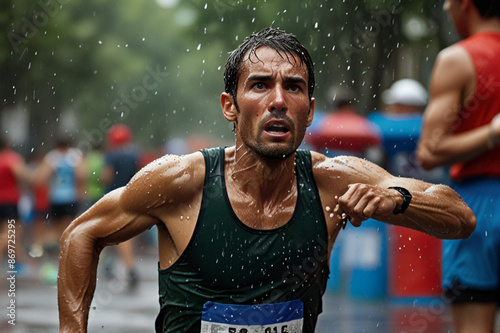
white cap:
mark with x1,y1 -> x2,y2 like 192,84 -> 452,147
382,79 -> 428,106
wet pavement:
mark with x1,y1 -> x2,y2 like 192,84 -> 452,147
1,254 -> 498,333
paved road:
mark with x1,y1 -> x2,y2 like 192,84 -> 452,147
1,254 -> 496,333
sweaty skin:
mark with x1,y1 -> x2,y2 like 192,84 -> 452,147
58,47 -> 476,332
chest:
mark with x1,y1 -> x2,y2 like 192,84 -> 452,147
188,194 -> 329,290
226,186 -> 298,230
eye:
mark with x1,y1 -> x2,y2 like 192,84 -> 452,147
287,84 -> 300,92
252,82 -> 266,90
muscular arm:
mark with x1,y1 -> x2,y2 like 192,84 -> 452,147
58,187 -> 158,332
417,45 -> 500,169
58,153 -> 204,332
313,153 -> 476,240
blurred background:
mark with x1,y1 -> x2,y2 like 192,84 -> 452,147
1,1 -> 473,332
1,0 -> 458,153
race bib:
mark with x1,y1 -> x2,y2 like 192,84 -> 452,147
200,299 -> 303,333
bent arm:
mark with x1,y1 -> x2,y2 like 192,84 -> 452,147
314,154 -> 476,240
58,188 -> 158,332
369,180 -> 475,239
417,45 -> 498,169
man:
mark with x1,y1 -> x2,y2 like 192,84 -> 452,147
0,137 -> 30,267
58,28 -> 476,333
35,135 -> 86,245
35,134 -> 86,283
417,1 -> 500,332
101,124 -> 140,289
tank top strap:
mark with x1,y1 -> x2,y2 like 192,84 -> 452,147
200,146 -> 225,179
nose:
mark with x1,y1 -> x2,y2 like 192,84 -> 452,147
268,85 -> 288,113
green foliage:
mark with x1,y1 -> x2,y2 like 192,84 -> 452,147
0,0 -> 457,152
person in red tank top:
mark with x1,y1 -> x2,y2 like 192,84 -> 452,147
417,1 -> 500,331
0,137 -> 31,268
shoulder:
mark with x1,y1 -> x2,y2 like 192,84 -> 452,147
426,43 -> 476,109
310,151 -> 389,188
7,151 -> 23,163
44,149 -> 59,162
43,149 -> 63,169
431,44 -> 474,88
66,148 -> 83,164
120,151 -> 206,213
131,151 -> 205,190
138,151 -> 205,177
437,43 -> 472,66
1,151 -> 24,169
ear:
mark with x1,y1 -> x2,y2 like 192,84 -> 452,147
221,92 -> 237,122
461,0 -> 472,11
306,98 -> 315,127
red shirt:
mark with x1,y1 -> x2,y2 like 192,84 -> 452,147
450,32 -> 500,180
34,183 -> 49,212
0,150 -> 23,204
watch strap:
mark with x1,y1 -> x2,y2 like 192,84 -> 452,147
388,186 -> 412,215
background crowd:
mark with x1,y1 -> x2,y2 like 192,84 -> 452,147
0,124 -> 217,288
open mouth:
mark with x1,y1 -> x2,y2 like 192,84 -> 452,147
264,124 -> 289,134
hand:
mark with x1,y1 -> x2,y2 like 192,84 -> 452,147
337,184 -> 401,227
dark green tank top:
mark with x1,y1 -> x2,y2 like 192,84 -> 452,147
156,147 -> 329,332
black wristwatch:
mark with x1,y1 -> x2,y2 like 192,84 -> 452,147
388,186 -> 412,215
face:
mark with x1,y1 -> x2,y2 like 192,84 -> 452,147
222,47 -> 315,160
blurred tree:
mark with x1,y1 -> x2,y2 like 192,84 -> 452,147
0,0 -> 458,154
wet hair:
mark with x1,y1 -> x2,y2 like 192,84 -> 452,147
472,0 -> 500,18
224,28 -> 315,106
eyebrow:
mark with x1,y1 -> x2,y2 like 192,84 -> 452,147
246,74 -> 307,86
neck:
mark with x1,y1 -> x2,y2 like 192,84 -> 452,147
226,144 -> 297,199
469,16 -> 500,35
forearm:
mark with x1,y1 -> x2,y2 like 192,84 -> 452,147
388,184 -> 476,239
418,124 -> 492,170
58,226 -> 102,332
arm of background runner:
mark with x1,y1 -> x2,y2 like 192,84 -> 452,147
417,45 -> 498,169
313,154 -> 476,240
10,154 -> 31,185
31,158 -> 54,186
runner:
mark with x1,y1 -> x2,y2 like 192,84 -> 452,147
58,28 -> 476,332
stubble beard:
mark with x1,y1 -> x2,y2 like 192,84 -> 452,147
241,122 -> 308,161
244,135 -> 297,160
234,103 -> 309,161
